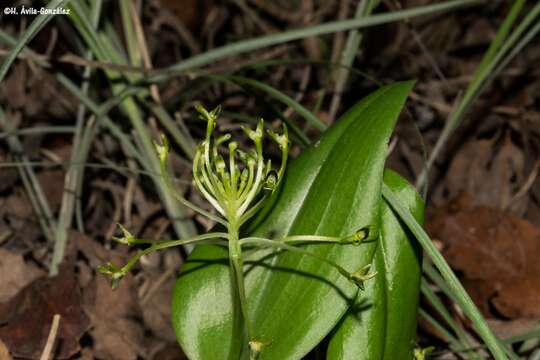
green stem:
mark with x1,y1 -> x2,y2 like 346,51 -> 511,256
101,232 -> 229,289
276,233 -> 365,245
228,223 -> 252,358
117,231 -> 230,246
123,233 -> 228,271
239,237 -> 359,284
241,229 -> 369,246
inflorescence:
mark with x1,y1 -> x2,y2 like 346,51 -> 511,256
99,105 -> 376,358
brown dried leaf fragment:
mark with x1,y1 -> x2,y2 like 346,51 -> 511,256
429,200 -> 540,319
0,249 -> 44,303
0,271 -> 88,359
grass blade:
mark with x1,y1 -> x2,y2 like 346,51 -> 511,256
144,102 -> 196,159
51,0 -> 103,275
416,0 -> 535,188
150,0 -> 481,81
228,75 -> 327,131
0,126 -> 75,138
66,4 -> 198,251
421,279 -> 480,357
0,107 -> 56,242
328,0 -> 379,120
382,183 -> 507,360
0,0 -> 70,83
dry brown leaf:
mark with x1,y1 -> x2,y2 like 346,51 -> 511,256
3,193 -> 33,222
158,0 -> 213,31
151,344 -> 187,360
0,153 -> 17,193
2,193 -> 41,245
77,230 -> 146,360
0,249 -> 44,303
0,338 -> 12,360
436,135 -> 526,213
140,271 -> 177,342
0,63 -> 76,120
91,320 -> 143,360
429,201 -> 540,318
487,318 -> 540,340
0,271 -> 88,359
86,275 -> 145,360
37,169 -> 66,211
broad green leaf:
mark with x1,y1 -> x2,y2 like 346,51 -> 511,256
327,169 -> 424,359
172,82 -> 414,360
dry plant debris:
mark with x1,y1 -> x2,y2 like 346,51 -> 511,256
0,271 -> 88,359
429,194 -> 540,319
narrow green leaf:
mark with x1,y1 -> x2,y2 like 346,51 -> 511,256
151,0 -> 480,81
172,82 -> 414,359
65,7 -> 199,253
204,74 -> 314,146
51,0 -> 103,275
329,0 -> 379,120
381,184 -> 507,359
416,0 -> 537,188
226,75 -> 327,131
0,0 -> 70,83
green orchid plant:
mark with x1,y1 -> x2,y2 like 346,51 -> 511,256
100,105 -> 375,358
97,82 -> 505,360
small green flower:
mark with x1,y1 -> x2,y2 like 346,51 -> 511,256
414,346 -> 435,360
349,264 -> 377,290
111,223 -> 135,245
98,261 -> 125,289
155,134 -> 169,164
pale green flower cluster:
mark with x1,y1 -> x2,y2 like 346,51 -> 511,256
191,105 -> 288,227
